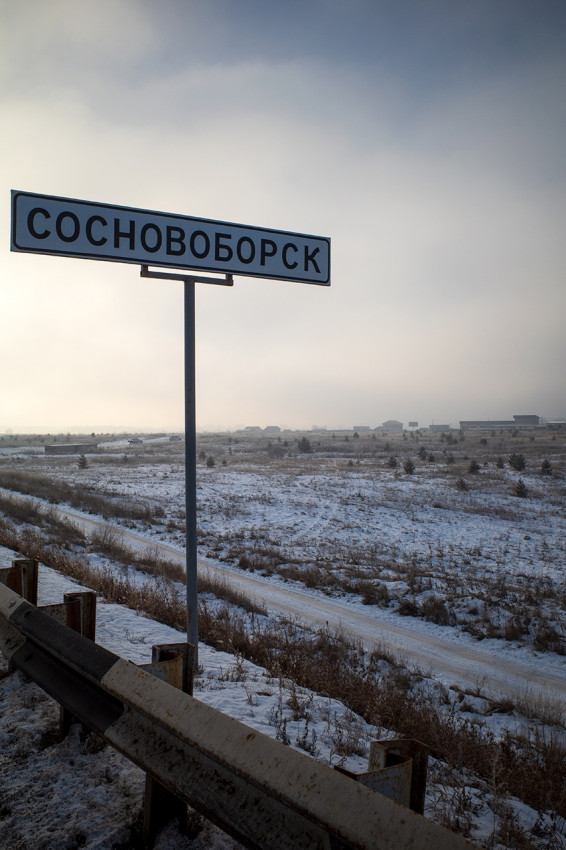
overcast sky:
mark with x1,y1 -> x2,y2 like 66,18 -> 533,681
2,0 -> 565,432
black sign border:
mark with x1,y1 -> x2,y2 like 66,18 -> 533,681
11,191 -> 331,286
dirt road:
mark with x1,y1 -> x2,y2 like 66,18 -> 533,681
37,502 -> 565,708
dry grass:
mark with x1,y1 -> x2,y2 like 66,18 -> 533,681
1,512 -> 564,828
0,469 -> 162,523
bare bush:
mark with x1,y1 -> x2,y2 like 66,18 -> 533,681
420,595 -> 454,626
357,580 -> 389,607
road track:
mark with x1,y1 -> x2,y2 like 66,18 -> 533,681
26,499 -> 565,708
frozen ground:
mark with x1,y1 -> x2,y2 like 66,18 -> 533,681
0,428 -> 565,847
0,548 -> 380,849
1,429 -> 564,691
1,547 -> 562,850
5,492 -> 565,711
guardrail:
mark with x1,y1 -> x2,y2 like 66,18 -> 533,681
0,559 -> 478,849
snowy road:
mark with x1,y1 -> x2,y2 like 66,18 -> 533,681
34,501 -> 566,707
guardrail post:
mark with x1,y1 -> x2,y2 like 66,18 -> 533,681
370,738 -> 429,814
0,559 -> 39,670
336,738 -> 429,814
64,591 -> 97,642
13,559 -> 39,605
141,643 -> 195,845
58,591 -> 97,736
0,558 -> 39,604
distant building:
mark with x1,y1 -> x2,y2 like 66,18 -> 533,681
459,420 -> 510,430
45,443 -> 98,455
408,421 -> 419,428
353,425 -> 370,432
459,415 -> 541,431
376,420 -> 403,433
429,424 -> 452,433
264,426 -> 281,433
513,415 -> 541,427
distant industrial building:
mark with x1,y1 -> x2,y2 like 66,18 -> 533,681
514,415 -> 542,426
459,415 -> 540,431
45,442 -> 98,455
353,425 -> 370,432
375,420 -> 403,433
429,424 -> 452,433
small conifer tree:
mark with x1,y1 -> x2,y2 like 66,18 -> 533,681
514,478 -> 528,498
509,452 -> 526,471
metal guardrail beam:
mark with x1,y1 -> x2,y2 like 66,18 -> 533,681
0,579 -> 478,850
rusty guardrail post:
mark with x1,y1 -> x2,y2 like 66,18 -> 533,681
60,591 -> 98,736
13,558 -> 39,605
40,590 -> 98,736
140,642 -> 195,844
63,591 -> 97,642
0,559 -> 39,670
0,558 -> 39,604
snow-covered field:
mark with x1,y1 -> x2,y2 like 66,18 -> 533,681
5,428 -> 563,658
0,427 -> 565,848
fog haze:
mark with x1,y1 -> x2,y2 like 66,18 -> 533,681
1,1 -> 564,431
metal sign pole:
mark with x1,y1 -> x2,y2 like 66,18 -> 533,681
140,266 -> 233,668
184,277 -> 198,660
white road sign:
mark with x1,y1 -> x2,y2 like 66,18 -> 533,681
11,191 -> 330,285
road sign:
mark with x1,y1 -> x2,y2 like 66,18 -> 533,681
10,188 -> 331,665
11,191 -> 330,285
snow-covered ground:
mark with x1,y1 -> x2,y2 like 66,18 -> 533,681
8,493 -> 565,711
0,429 -> 565,848
2,547 -> 561,850
3,430 -> 564,698
1,548 -> 383,849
